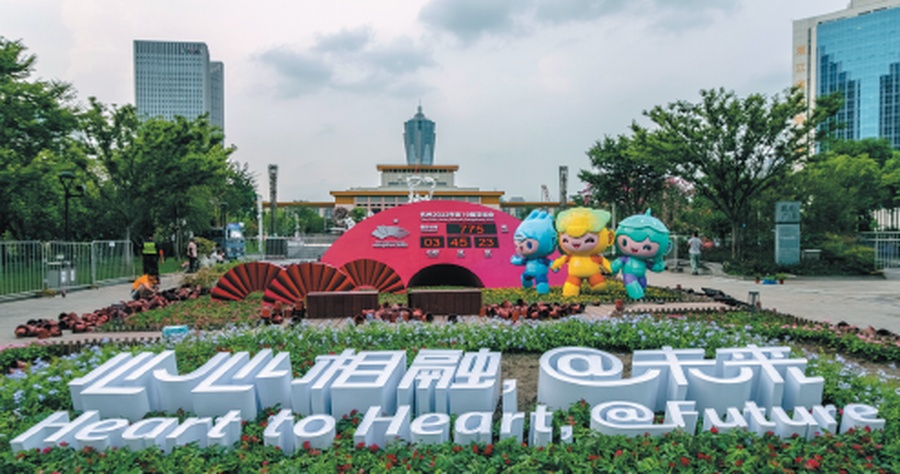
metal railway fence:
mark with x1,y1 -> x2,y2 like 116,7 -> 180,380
246,235 -> 340,262
0,240 -> 135,301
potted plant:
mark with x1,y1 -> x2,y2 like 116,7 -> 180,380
775,273 -> 787,284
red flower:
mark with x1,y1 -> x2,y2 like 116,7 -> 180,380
42,447 -> 52,454
735,459 -> 744,467
614,449 -> 623,457
709,426 -> 718,434
357,442 -> 366,449
484,444 -> 493,456
303,441 -> 311,450
369,444 -> 379,453
805,458 -> 820,470
680,457 -> 690,466
588,455 -> 600,461
453,445 -> 462,453
472,445 -> 479,455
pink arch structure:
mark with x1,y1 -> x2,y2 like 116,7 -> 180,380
321,201 -> 565,289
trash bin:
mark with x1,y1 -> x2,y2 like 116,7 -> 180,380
46,261 -> 75,289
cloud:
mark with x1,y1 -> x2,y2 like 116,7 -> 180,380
367,37 -> 436,74
419,0 -> 526,43
313,26 -> 373,53
257,29 -> 434,98
256,47 -> 333,97
419,0 -> 740,43
648,0 -> 740,33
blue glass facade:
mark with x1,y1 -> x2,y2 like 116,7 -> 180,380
404,106 -> 436,165
816,7 -> 900,147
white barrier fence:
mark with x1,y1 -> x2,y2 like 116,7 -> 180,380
0,240 -> 135,301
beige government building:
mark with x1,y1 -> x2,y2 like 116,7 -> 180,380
268,106 -> 552,217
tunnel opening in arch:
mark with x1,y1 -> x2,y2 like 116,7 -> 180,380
407,264 -> 484,288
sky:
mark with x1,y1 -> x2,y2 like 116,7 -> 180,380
1,0 -> 849,203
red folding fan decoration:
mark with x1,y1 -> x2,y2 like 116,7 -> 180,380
210,261 -> 284,301
262,262 -> 355,306
339,259 -> 405,294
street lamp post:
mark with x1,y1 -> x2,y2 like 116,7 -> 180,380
58,171 -> 84,241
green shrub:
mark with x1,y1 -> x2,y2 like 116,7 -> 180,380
195,237 -> 215,256
819,233 -> 876,275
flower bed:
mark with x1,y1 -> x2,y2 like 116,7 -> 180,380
1,311 -> 899,472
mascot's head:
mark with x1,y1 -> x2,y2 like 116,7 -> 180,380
555,207 -> 613,256
615,209 -> 671,259
513,209 -> 557,258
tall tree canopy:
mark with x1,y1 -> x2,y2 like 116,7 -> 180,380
633,86 -> 840,257
0,37 -> 81,239
81,101 -> 240,245
578,134 -> 668,220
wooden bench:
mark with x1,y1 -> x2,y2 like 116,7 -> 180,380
407,289 -> 482,316
306,290 -> 379,319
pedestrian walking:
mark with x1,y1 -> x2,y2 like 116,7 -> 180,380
187,238 -> 198,273
687,231 -> 703,275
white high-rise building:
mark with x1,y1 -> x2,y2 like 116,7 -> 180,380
134,40 -> 225,133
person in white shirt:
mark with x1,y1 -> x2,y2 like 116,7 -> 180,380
687,231 -> 703,275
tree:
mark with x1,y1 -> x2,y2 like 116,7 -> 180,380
798,150 -> 886,234
633,87 -> 840,258
0,37 -> 81,239
80,101 -> 240,248
79,99 -> 144,241
578,135 -> 668,220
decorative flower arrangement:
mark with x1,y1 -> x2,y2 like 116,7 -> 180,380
1,293 -> 899,471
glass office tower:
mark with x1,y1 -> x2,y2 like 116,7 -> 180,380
134,40 -> 225,134
403,105 -> 436,165
793,0 -> 900,147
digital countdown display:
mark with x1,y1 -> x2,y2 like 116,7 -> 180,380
420,223 -> 500,249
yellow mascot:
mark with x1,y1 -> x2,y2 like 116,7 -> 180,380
550,207 -> 615,297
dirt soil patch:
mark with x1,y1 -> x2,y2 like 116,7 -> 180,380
501,351 -> 632,411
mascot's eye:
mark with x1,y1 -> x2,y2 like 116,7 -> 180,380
643,245 -> 653,251
526,242 -> 533,249
620,238 -> 628,246
585,237 -> 596,244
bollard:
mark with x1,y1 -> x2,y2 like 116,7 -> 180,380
748,291 -> 760,312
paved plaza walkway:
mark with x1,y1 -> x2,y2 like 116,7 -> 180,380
0,267 -> 897,347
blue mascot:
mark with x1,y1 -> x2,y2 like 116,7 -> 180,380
610,209 -> 670,299
510,209 -> 557,295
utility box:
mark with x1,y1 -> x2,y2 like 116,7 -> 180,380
46,261 -> 75,289
265,238 -> 288,258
